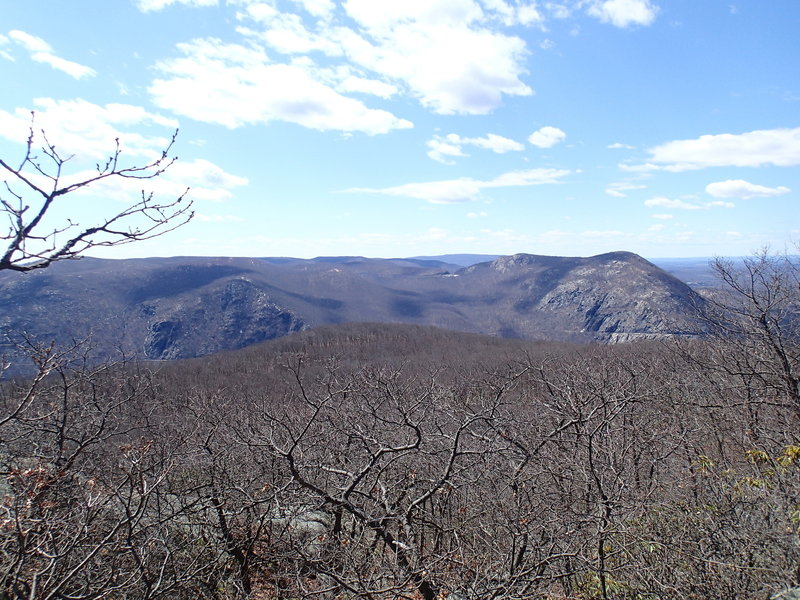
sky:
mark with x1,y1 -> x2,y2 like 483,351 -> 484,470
1,0 -> 798,260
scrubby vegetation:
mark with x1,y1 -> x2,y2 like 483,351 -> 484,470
1,252 -> 798,599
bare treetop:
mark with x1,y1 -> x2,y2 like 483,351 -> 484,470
0,113 -> 193,272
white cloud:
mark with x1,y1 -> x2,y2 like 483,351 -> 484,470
648,223 -> 664,232
705,179 -> 791,200
546,3 -> 572,19
528,126 -> 566,148
292,0 -> 336,19
8,30 -> 95,79
608,142 -> 635,149
338,75 -> 397,98
634,127 -> 800,171
167,158 -> 249,202
0,34 -> 12,62
516,3 -> 545,26
149,38 -> 412,134
644,196 -> 734,210
427,132 -> 524,163
651,213 -> 673,220
347,168 -> 569,203
427,134 -> 469,164
605,181 -> 646,197
236,0 -> 534,116
0,98 -> 246,204
30,54 -> 95,79
238,3 -> 280,24
0,98 -> 178,160
358,178 -> 485,204
480,0 -> 544,26
644,197 -> 702,210
8,30 -> 50,53
342,0 -> 485,33
136,0 -> 218,11
70,157 -> 246,205
466,210 -> 489,218
586,0 -> 659,28
344,24 -> 531,115
468,133 -> 525,153
66,154 -> 248,206
239,11 -> 342,55
489,169 -> 568,186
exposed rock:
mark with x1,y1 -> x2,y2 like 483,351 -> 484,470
145,320 -> 183,360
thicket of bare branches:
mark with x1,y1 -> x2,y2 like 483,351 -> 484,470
692,250 -> 800,415
2,300 -> 798,599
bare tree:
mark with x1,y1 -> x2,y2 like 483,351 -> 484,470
0,114 -> 193,272
693,248 -> 800,417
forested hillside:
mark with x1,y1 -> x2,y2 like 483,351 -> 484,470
1,249 -> 798,600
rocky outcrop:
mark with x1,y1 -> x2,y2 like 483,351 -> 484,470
142,278 -> 306,360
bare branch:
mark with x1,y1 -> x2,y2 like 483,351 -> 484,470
0,115 -> 193,272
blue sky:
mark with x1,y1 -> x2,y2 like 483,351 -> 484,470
1,0 -> 798,259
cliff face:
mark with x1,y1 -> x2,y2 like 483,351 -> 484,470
142,278 -> 305,359
0,251 -> 704,366
529,252 -> 702,338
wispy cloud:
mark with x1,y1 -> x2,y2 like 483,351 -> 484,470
605,181 -> 646,197
705,179 -> 791,199
427,132 -> 524,163
586,0 -> 659,28
644,196 -> 735,210
8,30 -> 95,79
136,0 -> 217,12
627,127 -> 800,172
347,168 -> 570,204
0,34 -> 12,61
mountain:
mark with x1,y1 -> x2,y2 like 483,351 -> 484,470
410,253 -> 501,267
0,251 -> 704,367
